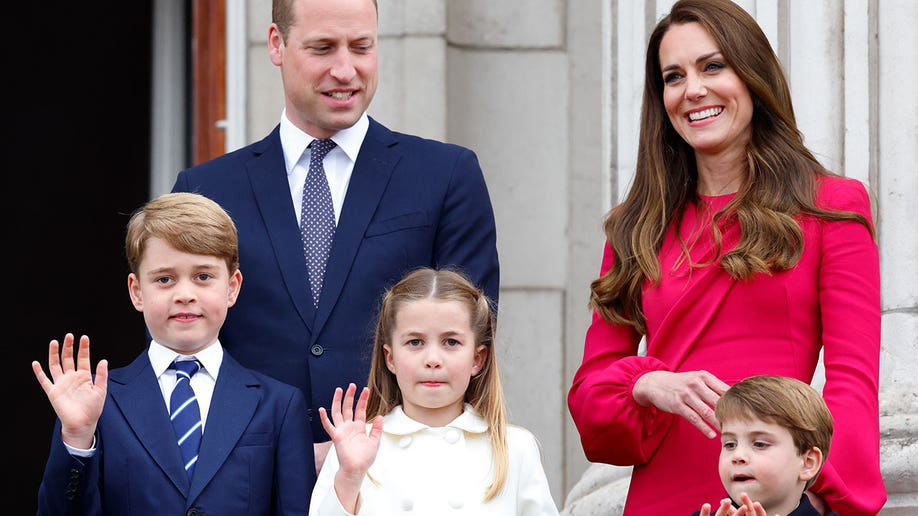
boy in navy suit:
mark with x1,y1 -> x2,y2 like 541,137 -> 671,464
33,192 -> 316,514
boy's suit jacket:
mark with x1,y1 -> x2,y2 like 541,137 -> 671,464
37,350 -> 315,515
172,117 -> 500,439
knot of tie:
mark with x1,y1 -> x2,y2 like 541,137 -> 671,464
310,138 -> 336,161
171,359 -> 200,380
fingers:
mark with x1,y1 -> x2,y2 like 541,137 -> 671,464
94,359 -> 109,390
329,387 -> 344,424
353,387 -> 370,423
318,407 -> 336,436
60,333 -> 76,373
32,361 -> 53,395
76,335 -> 92,372
699,503 -> 712,516
342,383 -> 357,422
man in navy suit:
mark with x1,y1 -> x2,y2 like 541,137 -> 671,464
172,0 -> 500,472
33,193 -> 314,514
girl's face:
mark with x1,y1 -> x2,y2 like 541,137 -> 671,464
383,298 -> 486,427
659,22 -> 753,161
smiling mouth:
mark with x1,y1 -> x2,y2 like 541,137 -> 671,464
326,91 -> 354,100
688,106 -> 723,121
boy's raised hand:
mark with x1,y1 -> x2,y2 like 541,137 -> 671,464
318,383 -> 383,513
32,333 -> 108,449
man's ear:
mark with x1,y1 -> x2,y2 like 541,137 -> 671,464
799,446 -> 824,482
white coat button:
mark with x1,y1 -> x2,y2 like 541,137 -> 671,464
399,436 -> 412,448
448,497 -> 464,509
401,498 -> 414,511
444,428 -> 460,444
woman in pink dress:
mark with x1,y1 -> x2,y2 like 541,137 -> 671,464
567,0 -> 885,514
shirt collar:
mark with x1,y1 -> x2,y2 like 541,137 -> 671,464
382,403 -> 489,436
279,109 -> 369,173
148,340 -> 223,380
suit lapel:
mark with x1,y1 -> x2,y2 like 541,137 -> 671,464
108,353 -> 190,495
248,127 -> 316,331
187,354 -> 260,502
312,119 -> 400,338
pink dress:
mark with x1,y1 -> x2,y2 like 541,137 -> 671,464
568,176 -> 885,515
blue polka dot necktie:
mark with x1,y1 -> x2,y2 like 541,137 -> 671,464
169,359 -> 202,479
301,138 -> 337,308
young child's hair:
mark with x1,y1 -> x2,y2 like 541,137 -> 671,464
366,267 -> 508,501
125,192 -> 239,274
716,375 -> 834,489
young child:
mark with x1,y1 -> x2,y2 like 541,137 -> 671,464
309,267 -> 559,515
32,192 -> 316,514
696,375 -> 837,516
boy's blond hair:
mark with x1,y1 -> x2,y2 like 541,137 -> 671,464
125,192 -> 239,274
716,375 -> 833,488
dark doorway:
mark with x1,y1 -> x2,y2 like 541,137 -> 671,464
10,2 -> 155,512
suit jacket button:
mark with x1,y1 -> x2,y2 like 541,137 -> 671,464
310,344 -> 324,356
186,508 -> 203,516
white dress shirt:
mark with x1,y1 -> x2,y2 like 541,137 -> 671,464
280,110 -> 370,224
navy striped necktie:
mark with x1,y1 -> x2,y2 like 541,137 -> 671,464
169,359 -> 202,478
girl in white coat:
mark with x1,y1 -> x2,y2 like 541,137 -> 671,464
309,267 -> 560,515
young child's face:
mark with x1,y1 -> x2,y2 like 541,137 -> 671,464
718,417 -> 820,515
127,237 -> 241,355
383,298 -> 486,427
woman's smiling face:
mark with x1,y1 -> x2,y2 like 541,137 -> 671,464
659,22 -> 753,159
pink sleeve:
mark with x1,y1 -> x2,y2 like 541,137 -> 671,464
810,177 -> 886,515
566,243 -> 675,466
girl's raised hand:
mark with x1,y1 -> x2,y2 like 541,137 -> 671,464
318,383 -> 384,512
32,333 -> 108,449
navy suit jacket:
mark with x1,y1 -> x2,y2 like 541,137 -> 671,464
37,350 -> 315,515
172,117 -> 500,439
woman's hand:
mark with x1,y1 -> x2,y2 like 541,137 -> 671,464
318,383 -> 383,513
632,370 -> 729,438
32,333 -> 108,449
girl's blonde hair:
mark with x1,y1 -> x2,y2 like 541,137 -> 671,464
366,267 -> 509,501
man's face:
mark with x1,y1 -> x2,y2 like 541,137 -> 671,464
269,0 -> 378,138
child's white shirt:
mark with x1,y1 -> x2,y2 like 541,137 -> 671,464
309,403 -> 559,516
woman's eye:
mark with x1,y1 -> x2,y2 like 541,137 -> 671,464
704,61 -> 726,72
663,72 -> 683,84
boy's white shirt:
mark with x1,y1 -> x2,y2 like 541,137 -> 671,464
309,403 -> 560,516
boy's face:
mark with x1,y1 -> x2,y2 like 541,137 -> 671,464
718,417 -> 821,515
127,237 -> 241,355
